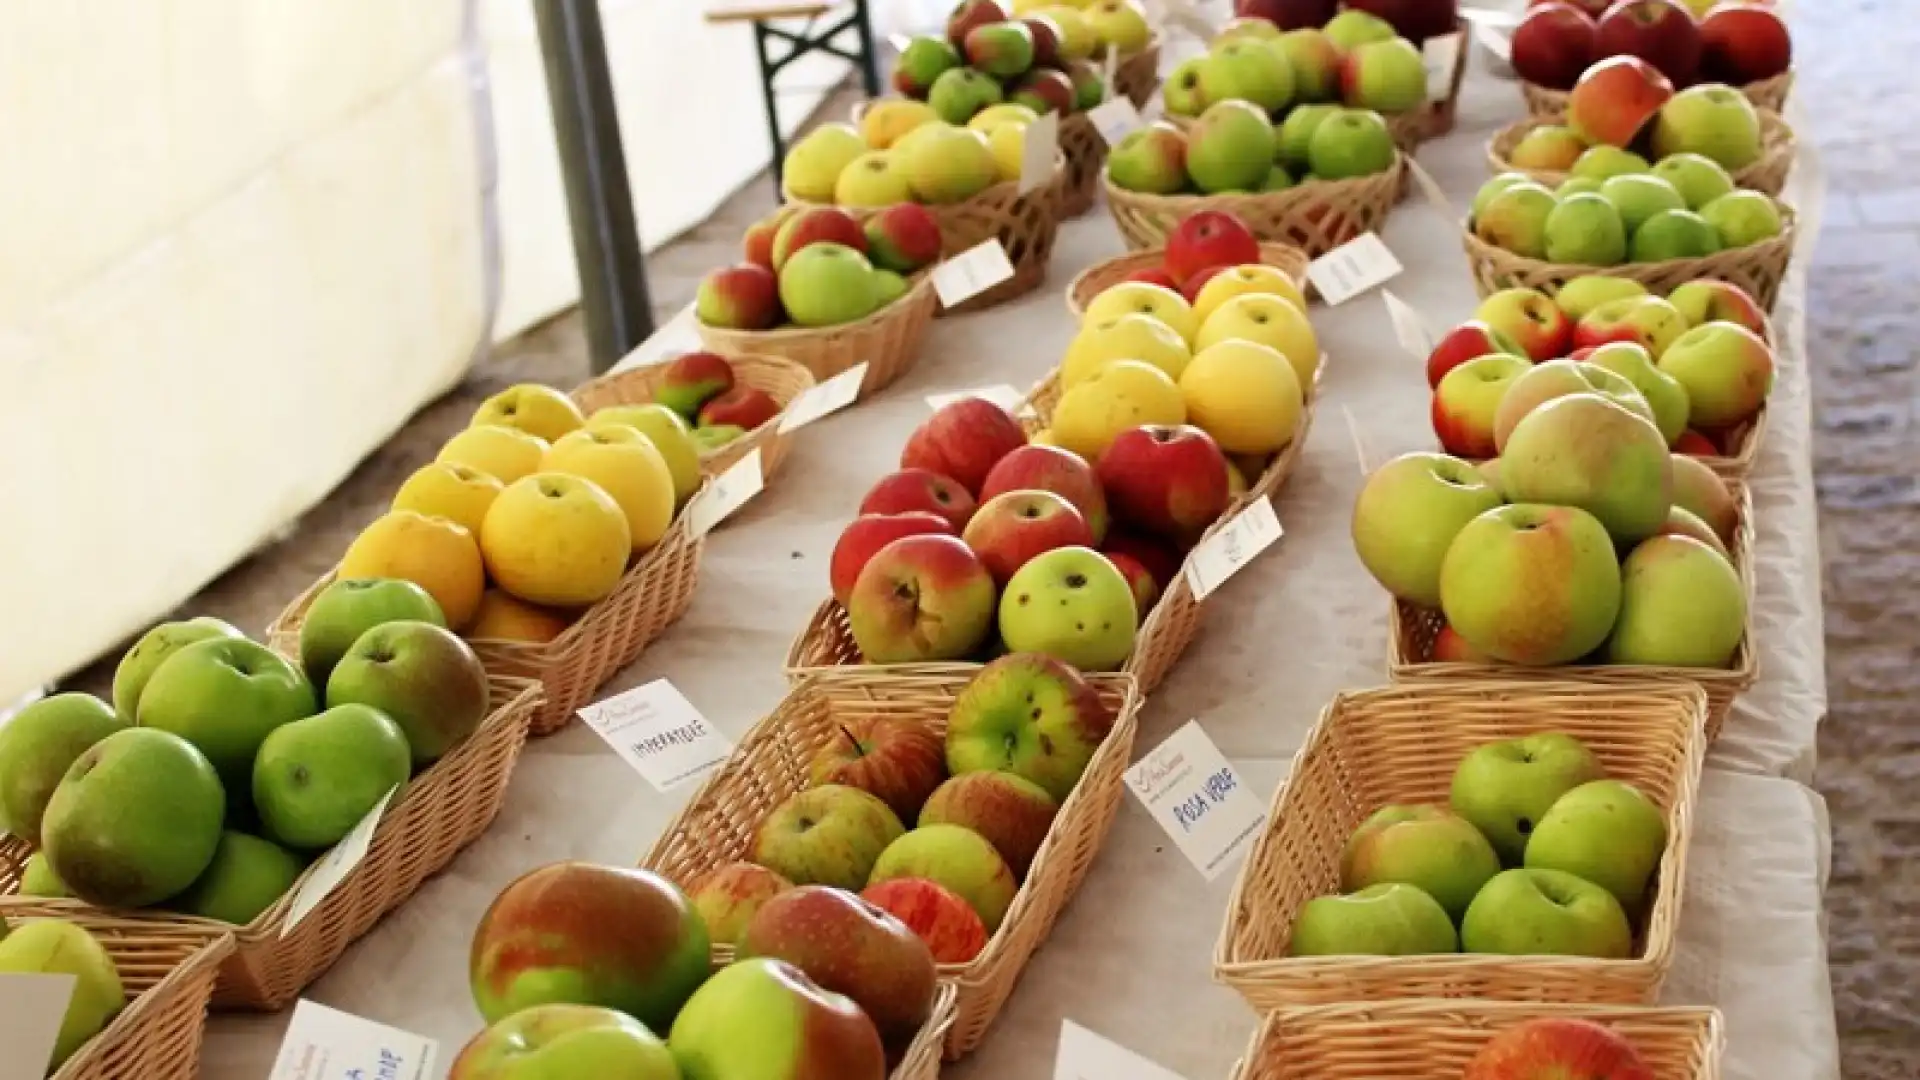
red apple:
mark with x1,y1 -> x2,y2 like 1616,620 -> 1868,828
698,386 -> 780,431
1566,55 -> 1674,148
900,397 -> 1028,495
1164,210 -> 1262,285
1511,3 -> 1599,90
738,886 -> 939,1048
1427,320 -> 1528,389
1572,295 -> 1688,358
1674,428 -> 1719,455
921,771 -> 1059,880
846,534 -> 997,663
962,490 -> 1095,585
744,212 -> 790,270
1013,68 -> 1076,115
864,203 -> 943,275
1233,0 -> 1340,31
1534,0 -> 1613,17
1432,352 -> 1532,458
1699,2 -> 1791,84
1344,0 -> 1460,42
1595,0 -> 1702,86
947,0 -> 1012,49
1464,1017 -> 1654,1080
860,878 -> 990,964
1096,424 -> 1232,541
1473,288 -> 1573,362
830,512 -> 955,606
695,264 -> 782,330
658,351 -> 737,418
859,468 -> 977,531
807,716 -> 948,823
1021,15 -> 1062,67
1431,625 -> 1490,662
1123,266 -> 1182,291
772,207 -> 868,270
1102,529 -> 1185,590
979,444 -> 1111,544
688,862 -> 793,946
1179,264 -> 1235,304
1569,345 -> 1597,363
1102,551 -> 1162,621
1667,279 -> 1768,336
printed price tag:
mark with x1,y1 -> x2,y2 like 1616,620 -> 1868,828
1088,95 -> 1142,148
281,786 -> 397,936
931,240 -> 1016,309
1184,496 -> 1283,601
616,303 -> 701,372
1020,111 -> 1061,195
579,678 -> 734,792
1424,30 -> 1464,101
926,385 -> 1025,413
686,448 -> 765,537
1126,721 -> 1267,882
1404,156 -> 1456,216
0,974 -> 74,1080
1473,21 -> 1513,64
1055,1020 -> 1190,1080
268,1000 -> 438,1080
1382,289 -> 1437,359
1306,232 -> 1404,306
777,363 -> 867,433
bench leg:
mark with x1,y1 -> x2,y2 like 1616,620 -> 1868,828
754,23 -> 787,200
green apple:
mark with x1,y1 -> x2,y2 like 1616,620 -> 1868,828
778,243 -> 883,328
0,919 -> 127,1070
926,66 -> 1004,125
1450,732 -> 1606,864
1597,174 -> 1685,235
692,424 -> 749,453
1351,452 -> 1503,608
894,35 -> 962,98
1606,535 -> 1747,667
752,785 -> 905,891
1555,176 -> 1603,199
1341,805 -> 1501,921
0,693 -> 126,845
1186,100 -> 1276,194
1106,122 -> 1189,194
1650,84 -> 1762,170
996,546 -> 1138,671
1323,8 -> 1397,51
1525,779 -> 1669,913
668,958 -> 887,1080
135,636 -> 317,790
1583,342 -> 1690,445
783,123 -> 865,202
1460,868 -> 1633,957
1342,39 -> 1429,114
169,830 -> 306,926
1568,146 -> 1649,182
20,852 -> 69,897
1198,39 -> 1295,113
1276,103 -> 1339,174
1501,393 -> 1674,543
868,824 -> 1018,932
1630,209 -> 1721,261
1287,883 -> 1458,957
299,577 -> 446,689
42,727 -> 225,907
1471,172 -> 1534,224
896,124 -> 999,204
1508,125 -> 1587,172
1650,152 -> 1736,210
327,619 -> 490,767
1162,57 -> 1207,117
946,651 -> 1115,801
1260,165 -> 1295,191
1306,107 -> 1396,180
1473,181 -> 1557,259
1491,360 -> 1654,453
110,616 -> 244,719
1551,275 -> 1647,322
1439,504 -> 1623,666
1543,193 -> 1627,266
253,703 -> 413,849
1657,321 -> 1776,428
1700,190 -> 1784,248
449,1003 -> 680,1080
834,150 -> 915,207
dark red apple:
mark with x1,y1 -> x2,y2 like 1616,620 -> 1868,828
1511,2 -> 1599,90
1342,0 -> 1461,43
1096,425 -> 1232,542
947,0 -> 1011,50
1533,0 -> 1613,17
1234,0 -> 1340,31
1102,529 -> 1185,590
1594,0 -> 1702,86
859,468 -> 977,531
1164,210 -> 1261,284
1698,2 -> 1791,84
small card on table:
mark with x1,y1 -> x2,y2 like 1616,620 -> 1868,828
686,448 -> 765,537
777,363 -> 866,434
931,240 -> 1016,309
281,785 -> 398,936
1126,721 -> 1266,882
0,974 -> 74,1080
267,1000 -> 437,1080
1184,496 -> 1283,601
1054,1019 -> 1191,1080
1306,233 -> 1404,306
579,678 -> 733,792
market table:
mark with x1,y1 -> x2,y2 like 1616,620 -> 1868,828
196,50 -> 1840,1080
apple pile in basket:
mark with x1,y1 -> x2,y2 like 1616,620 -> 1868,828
1511,0 -> 1791,93
1428,275 -> 1773,461
1465,1016 -> 1663,1080
1165,10 -> 1439,129
698,203 -> 942,332
1291,731 -> 1665,963
0,916 -> 138,1071
1111,95 -> 1397,196
885,0 -> 1148,127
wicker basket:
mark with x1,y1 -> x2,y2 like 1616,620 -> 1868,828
1215,680 -> 1708,1010
1229,1000 -> 1725,1080
1063,241 -> 1311,318
1112,37 -> 1162,109
1486,110 -> 1796,197
0,677 -> 540,1011
641,672 -> 1142,1059
1105,154 -> 1404,257
568,353 -> 816,483
894,981 -> 958,1080
1389,482 -> 1756,743
696,270 -> 937,401
1522,69 -> 1794,116
1462,203 -> 1796,311
1058,110 -> 1107,218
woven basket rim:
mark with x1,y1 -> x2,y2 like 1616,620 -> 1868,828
1485,108 -> 1795,189
1062,240 -> 1313,318
1459,200 -> 1797,283
47,925 -> 234,1080
571,351 -> 817,463
695,267 -> 938,345
1522,68 -> 1794,103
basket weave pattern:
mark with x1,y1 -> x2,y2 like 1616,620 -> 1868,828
1064,241 -> 1311,318
1057,111 -> 1106,218
641,674 -> 1142,1059
1104,155 -> 1404,257
1113,39 -> 1161,109
696,271 -> 937,400
570,354 -> 816,482
894,982 -> 958,1079
1486,110 -> 1796,197
1523,69 -> 1793,117
1215,681 -> 1708,1010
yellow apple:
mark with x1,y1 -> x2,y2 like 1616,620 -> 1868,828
392,461 -> 503,538
586,405 -> 702,508
860,99 -> 940,149
340,510 -> 487,630
438,424 -> 550,485
785,123 -> 866,202
1192,264 -> 1308,324
1083,281 -> 1201,345
1179,339 -> 1303,455
1226,458 -> 1249,497
1195,292 -> 1321,390
542,428 -> 676,553
472,383 -> 586,443
1062,313 -> 1193,388
481,473 -> 632,608
968,103 -> 1042,134
987,123 -> 1030,184
835,150 -> 915,206
1043,8 -> 1099,60
1051,359 -> 1187,462
467,588 -> 574,643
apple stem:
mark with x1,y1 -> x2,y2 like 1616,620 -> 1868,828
839,725 -> 864,757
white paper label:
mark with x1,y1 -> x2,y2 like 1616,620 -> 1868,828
686,447 -> 765,537
931,240 -> 1017,309
1424,31 -> 1464,101
1156,0 -> 1215,40
1460,6 -> 1524,29
578,678 -> 734,792
1126,721 -> 1267,881
777,363 -> 867,433
615,303 -> 701,372
1088,96 -> 1142,148
1404,157 -> 1456,217
281,785 -> 397,936
1382,289 -> 1437,360
1473,22 -> 1513,64
887,33 -> 911,52
1020,111 -> 1061,195
1055,1020 -> 1190,1080
268,1000 -> 438,1080
1306,232 -> 1404,306
925,385 -> 1026,413
1099,46 -> 1121,101
1184,496 -> 1283,601
0,974 -> 74,1080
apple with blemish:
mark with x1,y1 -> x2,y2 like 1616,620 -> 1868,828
809,715 -> 949,823
847,534 -> 997,663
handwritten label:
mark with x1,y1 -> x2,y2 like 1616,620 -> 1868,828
1473,22 -> 1513,64
268,1000 -> 438,1080
615,303 -> 701,372
931,240 -> 1016,309
1126,721 -> 1266,882
1184,496 -> 1283,601
1088,95 -> 1143,147
579,679 -> 733,792
1020,111 -> 1061,195
1306,232 -> 1403,306
777,363 -> 867,433
686,448 -> 765,537
1424,31 -> 1464,101
1404,156 -> 1456,217
0,974 -> 74,1080
1055,1020 -> 1190,1080
925,385 -> 1026,413
1382,289 -> 1437,359
282,786 -> 398,936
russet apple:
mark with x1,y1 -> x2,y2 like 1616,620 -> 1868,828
1426,321 -> 1526,390
771,207 -> 867,271
861,878 -> 990,963
1097,424 -> 1233,542
1287,882 -> 1458,957
1464,1016 -> 1654,1080
1461,867 -> 1633,958
847,534 -> 997,663
830,512 -> 954,607
1594,0 -> 1702,85
1566,55 -> 1673,148
1353,452 -> 1504,608
1656,321 -> 1773,427
1526,778 -> 1670,912
1666,278 -> 1766,334
980,444 -> 1110,544
997,547 -> 1138,671
738,886 -> 938,1045
868,824 -> 1018,932
1083,281 -> 1201,346
1699,2 -> 1792,84
1432,353 -> 1532,459
1668,454 -> 1737,541
448,1003 -> 678,1080
1051,359 -> 1189,462
1165,209 -> 1262,285
947,652 -> 1114,801
1491,359 -> 1655,452
753,785 -> 906,891
1572,295 -> 1688,359
668,958 -> 887,1080
1502,393 -> 1673,542
963,490 -> 1096,585
809,716 -> 948,823
901,397 -> 1028,495
1451,731 -> 1606,863
1512,2 -> 1599,90
859,468 -> 976,531
1341,804 -> 1502,921
921,770 -> 1059,880
1440,503 -> 1624,665
1607,534 -> 1746,666
1062,312 -> 1194,386
689,862 -> 793,947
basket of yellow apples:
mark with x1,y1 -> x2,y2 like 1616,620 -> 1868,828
1511,0 -> 1794,118
1064,238 -> 1310,317
1487,95 -> 1795,199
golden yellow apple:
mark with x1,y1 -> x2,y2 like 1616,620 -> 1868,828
1051,359 -> 1187,462
1226,458 -> 1249,498
586,405 -> 702,508
1192,264 -> 1308,324
1040,7 -> 1098,59
542,428 -> 675,553
861,99 -> 940,149
481,473 -> 632,608
1194,293 -> 1321,390
1062,313 -> 1193,388
466,588 -> 573,643
1084,281 -> 1201,345
1179,339 -> 1303,455
392,461 -> 503,538
471,383 -> 586,443
339,510 -> 486,630
438,424 -> 550,485
969,104 -> 1042,134
987,123 -> 1029,184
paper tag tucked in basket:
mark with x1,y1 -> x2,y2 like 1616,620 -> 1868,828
1055,1019 -> 1190,1080
1423,30 -> 1464,102
778,363 -> 867,433
1126,721 -> 1266,882
1306,232 -> 1403,306
1088,96 -> 1142,147
687,448 -> 765,537
1382,289 -> 1437,359
580,678 -> 733,792
1471,21 -> 1513,63
1185,496 -> 1283,601
926,384 -> 1025,413
281,785 -> 398,936
268,1000 -> 438,1080
0,974 -> 74,1080
1020,111 -> 1061,196
931,240 -> 1016,309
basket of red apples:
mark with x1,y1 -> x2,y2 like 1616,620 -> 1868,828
638,661 -> 1142,1058
572,351 -> 815,483
1429,276 -> 1775,479
1215,681 -> 1706,1007
453,863 -> 957,1080
1487,101 -> 1794,199
1512,0 -> 1793,116
1227,1001 -> 1723,1080
695,203 -> 941,399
